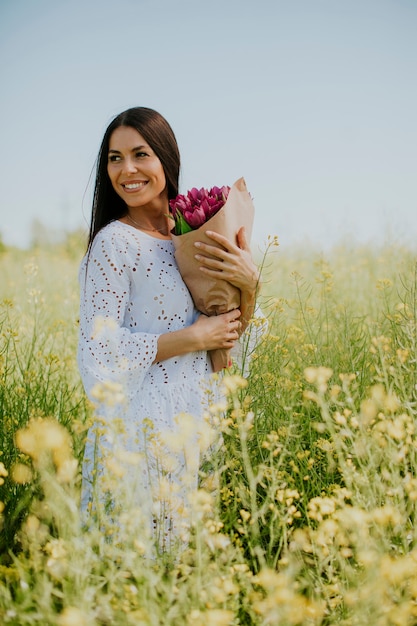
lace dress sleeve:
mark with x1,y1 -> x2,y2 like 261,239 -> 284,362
77,229 -> 159,402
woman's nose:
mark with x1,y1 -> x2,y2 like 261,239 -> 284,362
122,157 -> 137,174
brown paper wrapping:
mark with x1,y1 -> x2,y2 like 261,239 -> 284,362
170,177 -> 255,371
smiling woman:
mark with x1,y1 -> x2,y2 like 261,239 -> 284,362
86,107 -> 181,246
77,106 -> 260,554
107,126 -> 169,234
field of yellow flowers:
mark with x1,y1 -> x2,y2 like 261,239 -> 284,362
1,230 -> 417,625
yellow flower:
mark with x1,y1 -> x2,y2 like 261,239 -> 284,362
380,554 -> 417,585
197,419 -> 217,452
254,567 -> 282,589
397,348 -> 409,363
304,366 -> 333,392
290,528 -> 313,553
0,462 -> 8,485
10,463 -> 33,484
190,489 -> 213,515
90,380 -> 125,407
57,607 -> 90,626
307,496 -> 336,522
159,412 -> 201,457
221,374 -> 248,394
45,538 -> 67,559
385,416 -> 407,441
333,411 -> 347,426
205,533 -> 230,551
267,234 -> 280,247
105,456 -> 126,478
360,398 -> 378,423
15,418 -> 73,469
371,505 -> 402,528
56,458 -> 78,484
188,609 -> 234,626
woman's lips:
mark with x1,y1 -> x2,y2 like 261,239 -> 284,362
122,181 -> 148,191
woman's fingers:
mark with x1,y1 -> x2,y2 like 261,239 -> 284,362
204,230 -> 235,250
236,226 -> 250,251
220,310 -> 240,341
223,312 -> 240,342
224,308 -> 241,322
193,234 -> 240,272
194,228 -> 258,291
194,241 -> 228,262
195,308 -> 241,350
203,227 -> 249,252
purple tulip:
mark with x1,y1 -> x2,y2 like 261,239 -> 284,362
182,206 -> 205,228
169,185 -> 231,234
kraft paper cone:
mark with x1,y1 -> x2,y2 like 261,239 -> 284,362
209,346 -> 232,373
171,177 -> 255,371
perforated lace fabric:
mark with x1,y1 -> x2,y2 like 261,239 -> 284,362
77,220 -> 213,547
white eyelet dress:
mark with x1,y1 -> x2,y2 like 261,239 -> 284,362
77,220 -> 212,552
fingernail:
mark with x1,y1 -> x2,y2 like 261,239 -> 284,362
194,242 -> 201,248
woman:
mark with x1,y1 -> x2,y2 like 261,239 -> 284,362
78,107 -> 259,551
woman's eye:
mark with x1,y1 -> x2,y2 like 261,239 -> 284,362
108,154 -> 121,163
135,151 -> 148,158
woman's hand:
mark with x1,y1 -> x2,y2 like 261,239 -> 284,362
194,227 -> 260,332
155,309 -> 241,363
194,227 -> 259,293
192,309 -> 241,351
156,228 -> 259,364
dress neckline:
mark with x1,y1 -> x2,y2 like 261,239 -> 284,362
116,219 -> 173,242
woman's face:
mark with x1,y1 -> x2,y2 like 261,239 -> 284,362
107,126 -> 167,211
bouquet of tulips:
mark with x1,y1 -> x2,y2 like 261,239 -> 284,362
170,177 -> 255,371
170,185 -> 231,235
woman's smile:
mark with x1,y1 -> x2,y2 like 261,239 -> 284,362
121,180 -> 149,192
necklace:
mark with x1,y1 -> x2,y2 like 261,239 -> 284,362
126,213 -> 168,234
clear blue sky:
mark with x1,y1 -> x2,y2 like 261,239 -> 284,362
1,0 -> 416,250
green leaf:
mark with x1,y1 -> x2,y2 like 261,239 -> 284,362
174,210 -> 194,235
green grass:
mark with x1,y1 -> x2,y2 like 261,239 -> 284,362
1,232 -> 417,624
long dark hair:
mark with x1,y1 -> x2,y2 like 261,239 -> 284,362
87,107 -> 180,249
